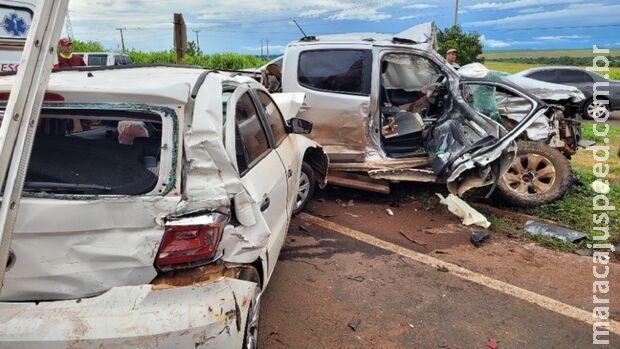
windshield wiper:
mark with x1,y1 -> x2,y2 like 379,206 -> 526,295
23,182 -> 112,192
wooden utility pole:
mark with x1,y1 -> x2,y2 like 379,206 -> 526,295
454,0 -> 459,27
116,28 -> 126,53
173,13 -> 187,64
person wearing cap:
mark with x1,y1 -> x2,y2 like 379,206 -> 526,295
445,48 -> 460,69
57,38 -> 85,68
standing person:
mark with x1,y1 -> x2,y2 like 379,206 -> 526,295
57,38 -> 85,68
445,48 -> 460,69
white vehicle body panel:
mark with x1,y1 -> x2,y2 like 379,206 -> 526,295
0,277 -> 255,349
0,66 -> 327,346
0,0 -> 34,72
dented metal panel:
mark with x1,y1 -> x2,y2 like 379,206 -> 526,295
0,277 -> 255,348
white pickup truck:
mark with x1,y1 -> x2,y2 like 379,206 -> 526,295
252,23 -> 585,207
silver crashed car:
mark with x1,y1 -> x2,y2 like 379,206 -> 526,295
0,66 -> 327,348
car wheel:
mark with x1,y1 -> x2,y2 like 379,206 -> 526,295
583,98 -> 609,120
242,285 -> 261,349
495,141 -> 572,208
293,162 -> 316,215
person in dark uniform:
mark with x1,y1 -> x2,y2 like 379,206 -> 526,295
57,38 -> 85,68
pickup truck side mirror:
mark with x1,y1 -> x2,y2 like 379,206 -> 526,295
287,117 -> 313,134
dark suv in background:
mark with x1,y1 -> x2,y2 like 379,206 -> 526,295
517,67 -> 620,119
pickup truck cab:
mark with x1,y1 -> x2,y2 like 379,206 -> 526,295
272,23 -> 547,200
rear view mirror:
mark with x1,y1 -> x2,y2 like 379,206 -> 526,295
287,117 -> 313,134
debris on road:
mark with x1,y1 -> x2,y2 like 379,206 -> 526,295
347,276 -> 365,283
399,231 -> 428,246
486,339 -> 498,349
574,249 -> 593,257
347,319 -> 362,331
470,231 -> 491,248
386,208 -> 394,216
345,212 -> 360,218
524,221 -> 586,243
437,266 -> 449,273
437,194 -> 491,229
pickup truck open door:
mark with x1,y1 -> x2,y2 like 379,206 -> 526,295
0,0 -> 68,289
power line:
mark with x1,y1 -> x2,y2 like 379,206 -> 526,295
192,29 -> 201,51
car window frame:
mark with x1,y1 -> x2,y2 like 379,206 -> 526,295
297,48 -> 373,97
234,90 -> 275,177
252,89 -> 288,147
528,70 -> 558,83
557,69 -> 593,83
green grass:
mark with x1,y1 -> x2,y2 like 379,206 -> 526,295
126,51 -> 267,70
581,124 -> 620,144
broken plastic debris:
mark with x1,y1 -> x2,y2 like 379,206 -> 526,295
436,194 -> 491,229
347,319 -> 362,331
386,208 -> 394,216
470,231 -> 491,248
591,180 -> 610,194
524,220 -> 586,243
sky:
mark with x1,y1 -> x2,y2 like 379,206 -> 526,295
64,0 -> 620,54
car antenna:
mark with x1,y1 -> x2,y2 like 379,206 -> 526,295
293,19 -> 316,41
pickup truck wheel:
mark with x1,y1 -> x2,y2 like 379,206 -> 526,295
242,285 -> 261,349
583,98 -> 609,120
495,141 -> 572,207
293,162 -> 316,215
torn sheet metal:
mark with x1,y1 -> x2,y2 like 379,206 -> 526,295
271,92 -> 305,121
394,22 -> 436,48
1,196 -> 180,301
459,63 -> 585,103
524,220 -> 586,243
0,277 -> 254,349
437,194 -> 491,229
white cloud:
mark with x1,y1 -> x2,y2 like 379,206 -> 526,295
328,7 -> 391,21
469,0 -> 580,11
466,3 -> 620,27
534,35 -> 590,41
405,3 -> 437,10
480,35 -> 512,48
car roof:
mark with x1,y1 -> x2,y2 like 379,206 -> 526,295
517,66 -> 588,75
0,65 -> 256,104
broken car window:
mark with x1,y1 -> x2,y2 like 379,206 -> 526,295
298,49 -> 372,95
256,90 -> 286,146
23,109 -> 162,196
462,82 -> 534,127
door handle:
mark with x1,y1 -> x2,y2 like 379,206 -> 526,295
287,169 -> 293,178
260,197 -> 271,212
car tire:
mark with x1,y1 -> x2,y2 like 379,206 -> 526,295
583,98 -> 609,120
495,141 -> 572,208
293,162 -> 316,215
241,285 -> 261,349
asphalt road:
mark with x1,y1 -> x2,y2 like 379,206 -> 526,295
259,185 -> 620,348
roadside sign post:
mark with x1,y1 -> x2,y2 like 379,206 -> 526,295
0,0 -> 69,288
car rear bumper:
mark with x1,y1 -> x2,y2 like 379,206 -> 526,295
0,277 -> 255,349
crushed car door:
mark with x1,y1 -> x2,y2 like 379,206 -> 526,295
232,89 -> 288,276
426,77 -> 548,196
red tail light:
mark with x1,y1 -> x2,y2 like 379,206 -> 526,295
0,92 -> 65,101
155,213 -> 228,271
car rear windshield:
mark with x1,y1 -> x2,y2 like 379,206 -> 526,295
20,109 -> 163,196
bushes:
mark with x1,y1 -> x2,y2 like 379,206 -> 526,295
127,50 -> 267,70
